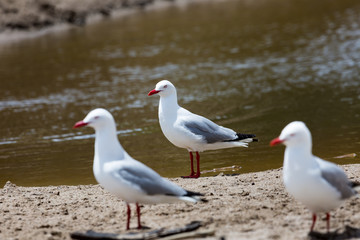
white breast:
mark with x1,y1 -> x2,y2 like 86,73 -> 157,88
284,166 -> 342,213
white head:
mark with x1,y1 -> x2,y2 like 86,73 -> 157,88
270,121 -> 312,148
73,108 -> 115,130
148,80 -> 176,98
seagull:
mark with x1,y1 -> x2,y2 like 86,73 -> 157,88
148,80 -> 257,178
270,121 -> 358,232
73,108 -> 205,230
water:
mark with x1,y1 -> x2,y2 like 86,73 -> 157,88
1,0 -> 360,186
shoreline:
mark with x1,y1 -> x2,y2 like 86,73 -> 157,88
1,164 -> 360,239
0,0 -> 168,32
0,0 -> 201,44
0,0 -> 173,44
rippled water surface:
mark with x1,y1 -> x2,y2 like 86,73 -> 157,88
1,0 -> 360,186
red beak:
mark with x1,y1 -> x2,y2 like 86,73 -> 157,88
73,120 -> 88,129
270,137 -> 283,146
148,89 -> 160,96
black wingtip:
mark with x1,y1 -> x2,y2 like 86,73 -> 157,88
224,133 -> 258,142
350,181 -> 360,188
185,190 -> 208,202
236,133 -> 256,140
185,190 -> 204,197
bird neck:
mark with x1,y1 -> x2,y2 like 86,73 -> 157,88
159,92 -> 180,118
284,144 -> 316,172
94,124 -> 125,167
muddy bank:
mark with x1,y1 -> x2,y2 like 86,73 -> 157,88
1,164 -> 360,240
0,0 -> 174,32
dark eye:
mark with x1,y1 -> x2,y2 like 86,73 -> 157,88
290,133 -> 295,137
163,85 -> 168,88
94,116 -> 100,120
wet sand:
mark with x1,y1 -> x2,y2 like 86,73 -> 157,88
1,164 -> 360,240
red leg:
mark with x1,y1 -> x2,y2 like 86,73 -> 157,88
189,152 -> 195,176
136,203 -> 142,229
182,152 -> 196,178
326,213 -> 330,232
194,151 -> 201,178
126,204 -> 131,230
310,213 -> 317,232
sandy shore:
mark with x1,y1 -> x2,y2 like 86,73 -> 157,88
1,164 -> 360,240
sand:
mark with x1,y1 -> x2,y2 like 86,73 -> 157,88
1,164 -> 360,240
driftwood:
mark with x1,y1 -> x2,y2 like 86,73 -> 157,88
308,225 -> 360,240
158,229 -> 215,240
200,165 -> 242,174
333,153 -> 357,159
70,221 -> 213,240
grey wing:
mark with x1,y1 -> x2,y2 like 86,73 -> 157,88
182,115 -> 236,143
317,157 -> 356,199
118,162 -> 186,197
